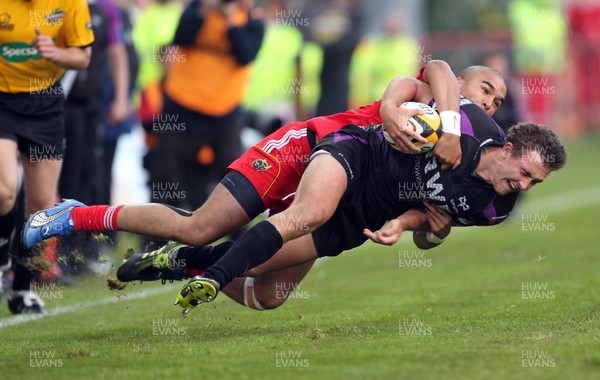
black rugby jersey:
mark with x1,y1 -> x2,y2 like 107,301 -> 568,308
325,99 -> 519,228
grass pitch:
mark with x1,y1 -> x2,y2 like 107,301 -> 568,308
1,135 -> 599,380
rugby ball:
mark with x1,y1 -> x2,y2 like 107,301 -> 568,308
383,101 -> 442,153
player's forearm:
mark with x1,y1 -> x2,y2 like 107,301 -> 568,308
395,208 -> 429,231
421,60 -> 460,113
108,44 -> 130,104
51,46 -> 91,70
380,77 -> 419,109
397,207 -> 448,250
421,60 -> 461,136
380,77 -> 420,126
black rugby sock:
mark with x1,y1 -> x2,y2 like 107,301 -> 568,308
0,204 -> 17,267
11,203 -> 33,291
11,260 -> 33,291
204,221 -> 283,289
172,241 -> 234,270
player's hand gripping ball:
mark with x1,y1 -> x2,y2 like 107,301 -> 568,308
383,101 -> 442,154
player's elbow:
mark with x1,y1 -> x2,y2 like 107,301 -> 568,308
412,231 -> 438,250
425,59 -> 451,73
68,46 -> 92,70
422,60 -> 452,81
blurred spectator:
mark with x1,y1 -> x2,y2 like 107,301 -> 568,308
131,0 -> 183,250
133,0 -> 183,133
60,0 -> 129,206
295,40 -> 324,119
153,0 -> 264,211
99,4 -> 139,208
243,0 -> 304,126
508,0 -> 567,126
481,52 -> 522,133
304,0 -> 363,116
350,9 -> 420,108
92,3 -> 140,260
566,0 -> 600,130
58,0 -> 129,279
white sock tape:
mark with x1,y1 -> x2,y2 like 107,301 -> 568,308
243,277 -> 264,310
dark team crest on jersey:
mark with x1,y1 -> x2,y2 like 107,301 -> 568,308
252,159 -> 271,172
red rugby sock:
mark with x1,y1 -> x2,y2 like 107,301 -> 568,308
71,205 -> 125,232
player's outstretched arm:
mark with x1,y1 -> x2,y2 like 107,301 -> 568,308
363,208 -> 428,246
364,202 -> 452,249
421,60 -> 462,170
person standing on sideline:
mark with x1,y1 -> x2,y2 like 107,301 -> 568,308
0,0 -> 94,314
150,0 -> 264,212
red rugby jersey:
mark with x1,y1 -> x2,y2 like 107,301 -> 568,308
305,100 -> 383,140
306,65 -> 427,139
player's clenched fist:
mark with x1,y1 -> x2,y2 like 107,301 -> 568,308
32,28 -> 58,61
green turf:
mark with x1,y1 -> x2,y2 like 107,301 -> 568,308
1,135 -> 599,380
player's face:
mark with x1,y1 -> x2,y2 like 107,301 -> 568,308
493,144 -> 551,195
458,71 -> 507,116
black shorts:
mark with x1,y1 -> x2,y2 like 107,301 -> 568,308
220,170 -> 264,219
309,124 -> 388,257
0,86 -> 66,159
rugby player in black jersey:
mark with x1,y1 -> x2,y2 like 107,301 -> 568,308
172,82 -> 566,313
24,63 -> 514,312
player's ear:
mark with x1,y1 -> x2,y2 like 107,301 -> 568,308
501,142 -> 514,157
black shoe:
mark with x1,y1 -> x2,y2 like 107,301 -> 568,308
8,291 -> 46,314
117,241 -> 187,284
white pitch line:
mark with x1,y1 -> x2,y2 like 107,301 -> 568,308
0,285 -> 177,328
2,186 -> 599,328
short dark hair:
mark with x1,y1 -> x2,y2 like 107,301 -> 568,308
506,122 -> 567,171
459,65 -> 505,84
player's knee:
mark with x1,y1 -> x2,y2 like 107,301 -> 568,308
0,185 -> 17,215
243,276 -> 285,310
255,294 -> 285,310
185,216 -> 222,246
162,204 -> 193,217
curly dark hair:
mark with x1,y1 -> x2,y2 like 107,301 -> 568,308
506,122 -> 567,171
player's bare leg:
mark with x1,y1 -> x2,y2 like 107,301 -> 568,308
268,153 -> 347,241
176,154 -> 347,313
22,182 -> 252,249
222,234 -> 318,310
0,141 -> 20,306
0,140 -> 19,215
10,152 -> 63,314
115,184 -> 250,246
21,153 -> 63,214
